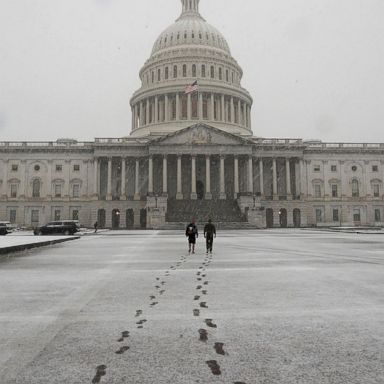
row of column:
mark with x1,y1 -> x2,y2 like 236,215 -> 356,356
96,156 -> 299,201
132,93 -> 251,130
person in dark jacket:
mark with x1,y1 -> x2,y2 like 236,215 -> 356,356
185,219 -> 198,254
204,219 -> 216,254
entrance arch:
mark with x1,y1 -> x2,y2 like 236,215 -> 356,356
266,208 -> 274,228
279,208 -> 287,228
126,209 -> 134,229
97,209 -> 106,228
293,209 -> 301,228
196,180 -> 204,200
112,209 -> 120,229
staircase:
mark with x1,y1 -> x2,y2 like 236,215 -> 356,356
166,199 -> 247,225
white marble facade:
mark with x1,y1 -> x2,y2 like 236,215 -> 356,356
0,0 -> 383,229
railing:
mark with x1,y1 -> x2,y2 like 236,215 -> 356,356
0,141 -> 93,148
307,142 -> 384,150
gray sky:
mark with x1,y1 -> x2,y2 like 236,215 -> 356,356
0,0 -> 383,142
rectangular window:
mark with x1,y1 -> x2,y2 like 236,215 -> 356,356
11,164 -> 18,172
374,209 -> 381,222
73,164 -> 80,171
332,209 -> 339,222
72,210 -> 79,221
31,210 -> 39,224
314,184 -> 321,198
56,165 -> 62,172
316,209 -> 323,223
9,209 -> 17,224
331,165 -> 337,172
353,209 -> 361,222
10,184 -> 17,198
331,184 -> 338,198
55,184 -> 62,197
54,210 -> 61,221
73,184 -> 80,198
201,65 -> 206,78
372,165 -> 379,172
313,165 -> 320,172
373,184 -> 380,197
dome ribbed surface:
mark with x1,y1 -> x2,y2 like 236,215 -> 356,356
151,15 -> 231,56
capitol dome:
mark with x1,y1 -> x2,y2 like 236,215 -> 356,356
130,0 -> 253,137
151,1 -> 231,56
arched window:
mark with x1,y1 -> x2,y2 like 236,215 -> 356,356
151,71 -> 154,83
352,179 -> 359,197
219,68 -> 222,80
183,64 -> 187,77
173,65 -> 178,78
201,65 -> 206,78
157,69 -> 161,82
32,179 -> 41,198
210,66 -> 215,79
226,69 -> 229,82
192,64 -> 196,78
165,67 -> 169,80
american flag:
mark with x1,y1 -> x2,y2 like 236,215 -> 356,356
185,80 -> 198,94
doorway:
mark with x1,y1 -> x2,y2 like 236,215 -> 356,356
266,208 -> 274,228
279,208 -> 287,228
126,209 -> 134,229
140,208 -> 147,229
293,209 -> 301,228
97,209 -> 106,228
112,209 -> 121,229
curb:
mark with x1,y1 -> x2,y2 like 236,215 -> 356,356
0,236 -> 81,257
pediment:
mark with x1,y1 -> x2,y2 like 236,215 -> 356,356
151,124 -> 250,146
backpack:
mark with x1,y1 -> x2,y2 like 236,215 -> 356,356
187,225 -> 194,235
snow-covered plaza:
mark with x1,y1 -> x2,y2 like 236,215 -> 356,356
0,229 -> 384,384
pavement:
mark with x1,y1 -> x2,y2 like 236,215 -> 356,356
0,229 -> 384,384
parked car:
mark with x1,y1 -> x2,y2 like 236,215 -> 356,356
0,222 -> 11,236
33,221 -> 80,236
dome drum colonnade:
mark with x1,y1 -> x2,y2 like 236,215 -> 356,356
130,0 -> 253,137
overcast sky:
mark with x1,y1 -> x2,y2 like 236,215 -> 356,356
0,0 -> 383,142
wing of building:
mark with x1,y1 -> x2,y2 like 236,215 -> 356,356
1,0 -> 383,229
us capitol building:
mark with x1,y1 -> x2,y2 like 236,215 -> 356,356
1,0 -> 383,229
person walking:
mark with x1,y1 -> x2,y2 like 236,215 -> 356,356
94,221 -> 98,233
185,219 -> 198,254
204,219 -> 216,254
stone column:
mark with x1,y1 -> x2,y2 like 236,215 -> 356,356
248,156 -> 254,194
162,156 -> 168,195
154,96 -> 158,124
205,155 -> 212,200
299,159 -> 305,198
134,104 -> 138,129
164,94 -> 169,122
146,99 -> 150,125
46,160 -> 53,198
134,159 -> 140,200
243,103 -> 247,127
187,93 -> 192,120
191,156 -> 197,200
273,157 -> 278,199
175,93 -> 180,121
230,97 -> 235,123
198,92 -> 203,119
107,157 -> 112,201
237,99 -> 241,125
93,158 -> 98,199
139,102 -> 144,127
286,158 -> 292,199
19,160 -> 26,199
176,155 -> 183,200
210,93 -> 215,120
148,156 -> 153,195
234,156 -> 239,198
220,156 -> 226,199
259,158 -> 264,196
221,95 -> 225,122
247,105 -> 251,128
120,158 -> 126,200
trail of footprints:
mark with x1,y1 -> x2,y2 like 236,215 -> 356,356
91,254 -> 188,383
194,252 -> 247,384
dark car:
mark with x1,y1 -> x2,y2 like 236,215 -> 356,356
0,222 -> 10,236
33,221 -> 80,236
